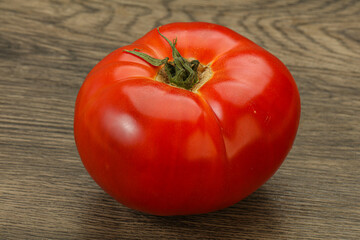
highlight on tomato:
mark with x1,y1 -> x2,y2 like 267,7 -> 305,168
74,22 -> 300,216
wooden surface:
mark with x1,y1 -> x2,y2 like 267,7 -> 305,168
1,0 -> 359,239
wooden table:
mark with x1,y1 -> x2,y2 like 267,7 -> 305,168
1,0 -> 359,239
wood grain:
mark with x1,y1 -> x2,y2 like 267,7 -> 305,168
0,0 -> 359,239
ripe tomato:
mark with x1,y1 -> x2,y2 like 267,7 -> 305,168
74,22 -> 300,216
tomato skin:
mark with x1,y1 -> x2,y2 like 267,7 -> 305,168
74,22 -> 300,216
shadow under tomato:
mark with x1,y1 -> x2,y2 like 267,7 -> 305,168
78,185 -> 284,239
137,187 -> 284,239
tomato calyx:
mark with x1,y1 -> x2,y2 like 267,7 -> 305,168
125,28 -> 201,90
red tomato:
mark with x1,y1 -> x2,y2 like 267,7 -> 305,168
74,22 -> 300,216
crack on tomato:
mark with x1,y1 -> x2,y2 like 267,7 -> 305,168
197,95 -> 228,163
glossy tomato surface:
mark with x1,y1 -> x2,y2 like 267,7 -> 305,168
74,22 -> 300,216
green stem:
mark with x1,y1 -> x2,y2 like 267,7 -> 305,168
124,28 -> 199,90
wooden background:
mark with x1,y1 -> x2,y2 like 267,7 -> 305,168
1,0 -> 359,239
